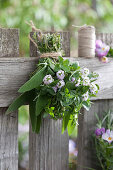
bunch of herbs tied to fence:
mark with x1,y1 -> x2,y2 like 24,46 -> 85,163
6,29 -> 99,134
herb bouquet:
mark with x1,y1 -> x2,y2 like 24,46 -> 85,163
6,31 -> 99,134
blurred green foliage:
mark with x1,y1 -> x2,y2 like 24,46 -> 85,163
1,0 -> 113,56
19,106 -> 29,125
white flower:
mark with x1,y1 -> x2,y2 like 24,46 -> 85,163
81,68 -> 89,77
57,80 -> 65,89
102,130 -> 113,143
90,83 -> 97,94
56,70 -> 65,80
83,77 -> 90,86
52,86 -> 57,93
43,75 -> 54,85
75,78 -> 80,87
82,91 -> 89,101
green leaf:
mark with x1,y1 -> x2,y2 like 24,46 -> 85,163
6,90 -> 35,114
35,114 -> 42,133
62,112 -> 70,134
18,66 -> 47,93
29,101 -> 37,132
67,119 -> 75,136
29,100 -> 42,133
82,101 -> 91,111
35,95 -> 49,116
66,82 -> 75,90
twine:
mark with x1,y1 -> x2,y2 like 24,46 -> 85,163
73,24 -> 95,58
26,20 -> 61,59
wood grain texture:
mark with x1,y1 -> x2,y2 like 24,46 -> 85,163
0,58 -> 37,107
29,31 -> 69,170
0,56 -> 113,107
0,109 -> 18,170
77,33 -> 113,170
0,28 -> 19,58
0,28 -> 19,170
77,100 -> 113,170
30,31 -> 70,57
29,118 -> 69,170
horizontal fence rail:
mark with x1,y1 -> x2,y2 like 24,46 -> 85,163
0,28 -> 113,170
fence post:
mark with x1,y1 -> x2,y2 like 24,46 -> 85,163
29,31 -> 70,170
0,28 -> 19,170
77,31 -> 113,169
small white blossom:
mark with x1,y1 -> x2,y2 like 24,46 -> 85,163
57,80 -> 65,89
75,78 -> 81,87
102,130 -> 113,144
52,86 -> 57,93
90,83 -> 97,94
43,75 -> 54,85
83,77 -> 90,86
56,70 -> 65,80
82,91 -> 89,101
81,68 -> 89,77
71,77 -> 75,82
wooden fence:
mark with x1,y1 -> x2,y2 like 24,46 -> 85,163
0,28 -> 113,170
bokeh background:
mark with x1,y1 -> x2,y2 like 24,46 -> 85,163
0,0 -> 113,169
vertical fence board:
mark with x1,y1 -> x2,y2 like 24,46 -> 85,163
0,28 -> 19,170
29,31 -> 69,170
77,100 -> 113,170
77,33 -> 113,170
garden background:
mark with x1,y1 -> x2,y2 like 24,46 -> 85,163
0,0 -> 113,169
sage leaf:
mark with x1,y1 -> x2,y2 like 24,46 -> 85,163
29,101 -> 37,132
35,114 -> 42,133
6,90 -> 35,114
29,97 -> 42,133
62,112 -> 70,134
35,95 -> 49,116
18,66 -> 47,93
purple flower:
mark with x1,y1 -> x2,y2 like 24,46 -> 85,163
43,75 -> 54,85
71,77 -> 75,82
56,70 -> 65,80
95,42 -> 110,58
101,128 -> 105,134
52,86 -> 57,93
95,128 -> 101,136
57,80 -> 65,89
95,127 -> 105,136
96,40 -> 103,48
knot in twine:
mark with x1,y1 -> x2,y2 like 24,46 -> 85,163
73,24 -> 95,58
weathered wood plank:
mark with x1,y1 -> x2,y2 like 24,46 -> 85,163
77,100 -> 113,170
0,28 -> 19,170
0,58 -> 37,107
29,31 -> 69,170
0,28 -> 19,58
29,118 -> 69,170
0,109 -> 18,170
77,32 -> 113,170
0,56 -> 113,107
